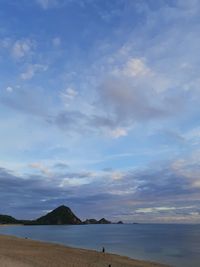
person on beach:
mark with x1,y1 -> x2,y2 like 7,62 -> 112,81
102,246 -> 105,253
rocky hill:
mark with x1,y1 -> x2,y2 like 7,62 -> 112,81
28,205 -> 82,225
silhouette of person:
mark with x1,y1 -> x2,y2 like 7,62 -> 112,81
102,246 -> 105,253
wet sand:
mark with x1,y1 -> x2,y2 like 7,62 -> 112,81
0,234 -> 169,267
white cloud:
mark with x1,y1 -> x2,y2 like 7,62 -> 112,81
20,64 -> 48,80
122,58 -> 152,77
60,87 -> 78,106
109,127 -> 128,138
135,206 -> 194,214
135,207 -> 177,213
12,39 -> 34,59
110,171 -> 124,180
111,56 -> 171,93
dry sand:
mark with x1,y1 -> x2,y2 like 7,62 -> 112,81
0,234 -> 169,267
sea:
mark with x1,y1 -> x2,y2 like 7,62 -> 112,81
0,224 -> 200,267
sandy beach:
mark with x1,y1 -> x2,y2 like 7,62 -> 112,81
0,234 -> 169,267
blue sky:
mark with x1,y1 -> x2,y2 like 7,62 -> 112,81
1,0 -> 200,223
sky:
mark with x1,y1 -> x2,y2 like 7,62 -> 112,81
0,0 -> 200,223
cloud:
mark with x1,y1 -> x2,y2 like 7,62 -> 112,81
0,165 -> 104,219
0,167 -> 69,218
20,64 -> 48,80
1,156 -> 200,222
0,166 -> 95,218
1,0 -> 200,224
11,39 -> 34,59
108,127 -> 128,138
1,86 -> 88,135
90,46 -> 192,135
98,77 -> 167,124
135,206 -> 177,214
1,71 -> 185,140
113,58 -> 152,77
29,162 -> 52,176
110,171 -> 124,180
60,88 -> 78,106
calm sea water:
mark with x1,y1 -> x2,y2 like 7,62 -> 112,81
0,224 -> 200,267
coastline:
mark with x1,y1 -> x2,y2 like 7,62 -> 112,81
0,234 -> 169,267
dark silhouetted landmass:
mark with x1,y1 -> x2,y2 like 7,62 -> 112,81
83,218 -> 111,224
26,205 -> 82,225
98,218 -> 111,224
0,215 -> 20,224
83,219 -> 98,224
0,205 -> 118,225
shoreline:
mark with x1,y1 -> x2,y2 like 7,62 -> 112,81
0,234 -> 169,267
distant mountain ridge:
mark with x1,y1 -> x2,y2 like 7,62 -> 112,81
0,205 -> 116,225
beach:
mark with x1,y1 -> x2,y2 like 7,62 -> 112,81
0,234 -> 168,267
